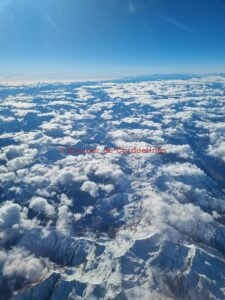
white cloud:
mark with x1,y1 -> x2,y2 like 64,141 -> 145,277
60,193 -> 72,206
208,141 -> 225,162
0,76 -> 225,299
161,162 -> 204,177
0,201 -> 37,244
81,180 -> 99,197
2,248 -> 47,282
74,206 -> 94,221
56,205 -> 72,234
29,197 -> 56,218
0,202 -> 21,229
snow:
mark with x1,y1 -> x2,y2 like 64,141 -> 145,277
0,75 -> 225,299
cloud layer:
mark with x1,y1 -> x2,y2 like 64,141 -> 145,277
0,75 -> 225,299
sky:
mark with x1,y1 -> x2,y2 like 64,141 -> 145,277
0,0 -> 225,80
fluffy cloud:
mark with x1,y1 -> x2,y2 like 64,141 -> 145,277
56,205 -> 72,234
29,197 -> 56,218
0,76 -> 225,299
161,162 -> 204,177
0,201 -> 36,246
0,202 -> 21,229
80,180 -> 99,197
2,247 -> 47,282
208,141 -> 225,162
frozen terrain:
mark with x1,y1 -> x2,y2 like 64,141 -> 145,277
0,75 -> 225,299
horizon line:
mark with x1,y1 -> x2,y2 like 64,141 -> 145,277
0,72 -> 225,86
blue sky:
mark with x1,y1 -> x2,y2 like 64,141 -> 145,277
0,0 -> 225,80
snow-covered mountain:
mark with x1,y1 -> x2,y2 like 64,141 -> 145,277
0,75 -> 225,299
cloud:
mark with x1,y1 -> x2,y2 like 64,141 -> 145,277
208,141 -> 225,162
125,287 -> 170,300
56,205 -> 72,234
128,1 -> 136,13
80,180 -> 99,197
161,162 -> 204,177
2,247 -> 47,282
160,15 -> 194,33
45,13 -> 58,31
74,206 -> 94,221
0,202 -> 21,230
60,193 -> 72,206
0,201 -> 37,246
4,145 -> 37,172
29,197 -> 56,218
0,77 -> 225,298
